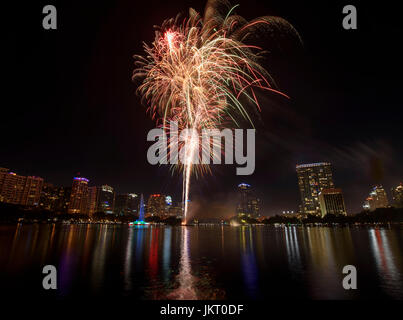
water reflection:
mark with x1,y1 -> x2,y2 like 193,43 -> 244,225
369,228 -> 403,299
303,227 -> 349,299
163,227 -> 172,282
90,225 -> 111,293
168,227 -> 197,299
59,225 -> 78,296
1,224 -> 403,300
135,226 -> 145,267
284,226 -> 302,274
124,226 -> 134,291
239,226 -> 258,299
148,227 -> 160,281
8,223 -> 23,269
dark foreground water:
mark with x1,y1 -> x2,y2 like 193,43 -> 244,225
1,224 -> 402,300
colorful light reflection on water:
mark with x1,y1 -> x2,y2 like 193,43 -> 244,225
0,224 -> 402,300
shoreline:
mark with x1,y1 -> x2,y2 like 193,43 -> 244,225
1,221 -> 402,227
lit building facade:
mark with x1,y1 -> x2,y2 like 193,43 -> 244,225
0,168 -> 43,206
68,177 -> 89,214
363,185 -> 389,211
0,171 -> 29,204
147,194 -> 166,217
236,183 -> 260,218
165,195 -> 172,206
165,195 -> 173,215
391,183 -> 403,208
318,188 -> 347,217
55,186 -> 71,213
168,204 -> 183,218
95,185 -> 115,214
39,183 -> 59,210
40,184 -> 72,212
296,162 -> 335,216
114,193 -> 139,216
21,176 -> 44,206
87,186 -> 98,216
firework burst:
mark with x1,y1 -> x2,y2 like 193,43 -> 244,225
133,0 -> 301,222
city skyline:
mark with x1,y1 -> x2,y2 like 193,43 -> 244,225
1,162 -> 401,218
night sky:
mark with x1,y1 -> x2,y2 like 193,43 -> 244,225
3,0 -> 403,217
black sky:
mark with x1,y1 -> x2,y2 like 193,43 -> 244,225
3,0 -> 403,217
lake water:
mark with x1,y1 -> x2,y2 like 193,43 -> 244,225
1,224 -> 402,300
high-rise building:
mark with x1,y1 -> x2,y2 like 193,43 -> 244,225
55,186 -> 71,213
1,169 -> 20,204
0,168 -> 9,201
0,168 -> 43,206
114,193 -> 139,216
363,185 -> 389,211
95,185 -> 115,214
362,196 -> 373,211
391,183 -> 403,208
147,194 -> 166,217
236,183 -> 260,218
39,183 -> 59,210
87,186 -> 98,216
21,176 -> 44,206
165,195 -> 173,215
168,204 -> 183,218
296,162 -> 335,216
318,188 -> 347,217
68,176 -> 89,214
0,171 -> 27,204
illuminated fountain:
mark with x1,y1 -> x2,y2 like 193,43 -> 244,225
129,194 -> 149,226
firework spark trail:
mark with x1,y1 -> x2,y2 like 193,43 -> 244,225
133,0 -> 301,223
182,128 -> 199,224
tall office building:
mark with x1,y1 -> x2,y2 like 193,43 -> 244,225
0,171 -> 27,204
165,195 -> 173,215
21,176 -> 44,206
165,195 -> 172,207
114,193 -> 139,216
55,186 -> 71,213
236,183 -> 260,218
391,183 -> 403,208
87,186 -> 98,216
68,176 -> 89,214
95,185 -> 115,214
0,168 -> 9,201
168,202 -> 183,218
318,188 -> 347,217
147,194 -> 166,217
362,197 -> 373,211
296,162 -> 335,216
363,185 -> 389,211
39,183 -> 59,210
0,168 -> 43,206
